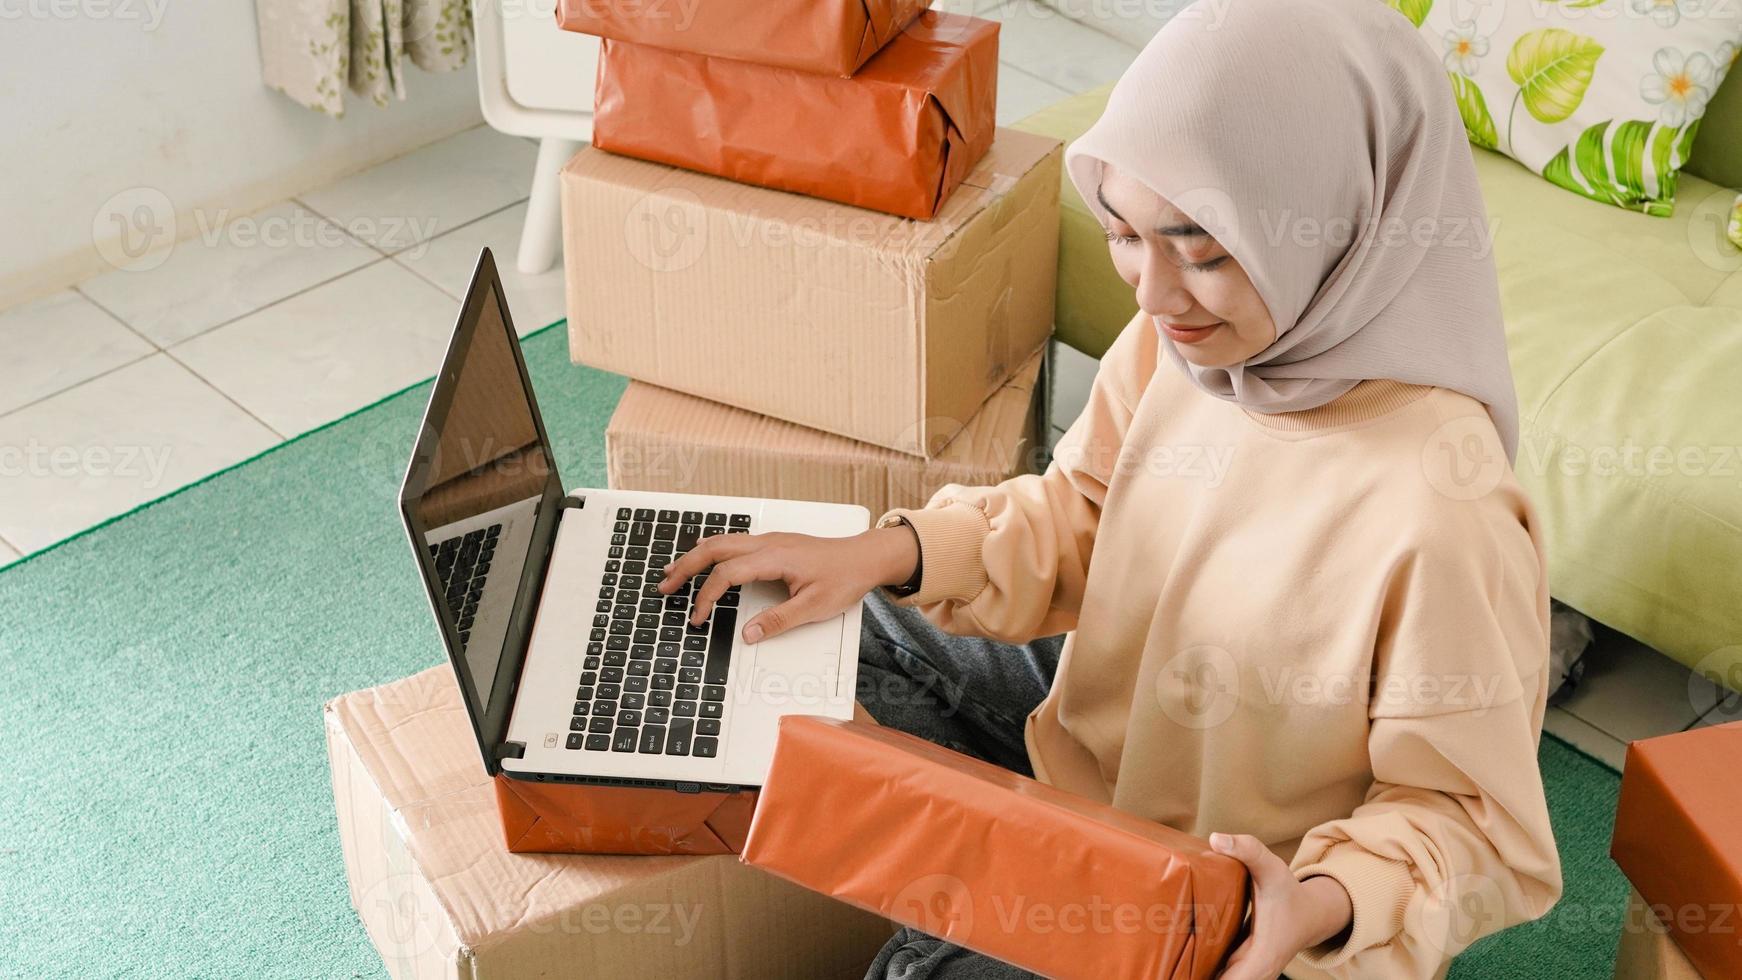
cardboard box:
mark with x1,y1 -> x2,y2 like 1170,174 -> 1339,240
604,348 -> 1046,517
327,667 -> 894,978
555,0 -> 929,77
593,10 -> 999,221
563,128 -> 1060,457
1611,722 -> 1742,980
1615,887 -> 1707,979
741,717 -> 1249,980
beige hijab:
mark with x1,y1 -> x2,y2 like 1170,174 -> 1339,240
1065,0 -> 1521,461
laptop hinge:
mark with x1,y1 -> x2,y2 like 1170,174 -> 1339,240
496,740 -> 526,761
558,494 -> 585,512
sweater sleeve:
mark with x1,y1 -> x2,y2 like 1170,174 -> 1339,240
1287,494 -> 1563,977
875,315 -> 1152,643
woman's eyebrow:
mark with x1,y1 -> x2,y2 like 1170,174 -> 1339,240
1094,184 -> 1207,237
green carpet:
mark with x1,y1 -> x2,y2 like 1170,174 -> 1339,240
0,322 -> 1630,977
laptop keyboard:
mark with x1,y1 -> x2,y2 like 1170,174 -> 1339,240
429,523 -> 502,649
567,507 -> 753,758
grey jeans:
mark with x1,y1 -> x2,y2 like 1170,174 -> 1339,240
854,590 -> 1067,980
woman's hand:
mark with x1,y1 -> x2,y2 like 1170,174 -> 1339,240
1211,833 -> 1353,980
657,526 -> 920,643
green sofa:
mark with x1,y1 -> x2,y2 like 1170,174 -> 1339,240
1015,77 -> 1742,690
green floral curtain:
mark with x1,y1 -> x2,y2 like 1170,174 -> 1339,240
257,0 -> 473,116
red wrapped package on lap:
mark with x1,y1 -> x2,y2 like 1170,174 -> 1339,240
741,716 -> 1250,979
591,10 -> 998,221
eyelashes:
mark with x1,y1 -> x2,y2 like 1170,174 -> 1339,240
1104,230 -> 1230,273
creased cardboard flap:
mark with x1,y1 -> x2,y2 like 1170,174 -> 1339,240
742,717 -> 1250,980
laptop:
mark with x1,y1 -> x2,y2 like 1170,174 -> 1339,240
400,248 -> 867,793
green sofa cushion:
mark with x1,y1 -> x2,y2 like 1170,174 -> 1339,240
1013,84 -> 1742,687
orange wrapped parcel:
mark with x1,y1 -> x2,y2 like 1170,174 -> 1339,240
742,717 -> 1251,979
591,10 -> 998,220
495,776 -> 757,855
555,0 -> 929,76
1611,721 -> 1742,979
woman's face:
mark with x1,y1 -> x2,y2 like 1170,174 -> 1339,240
1098,165 -> 1277,368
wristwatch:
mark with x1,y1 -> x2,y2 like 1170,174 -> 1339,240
878,514 -> 925,598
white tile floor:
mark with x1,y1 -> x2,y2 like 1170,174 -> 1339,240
3,3 -> 1734,754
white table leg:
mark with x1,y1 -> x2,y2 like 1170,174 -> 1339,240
517,136 -> 584,275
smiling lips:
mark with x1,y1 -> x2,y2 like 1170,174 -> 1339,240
1159,320 -> 1224,344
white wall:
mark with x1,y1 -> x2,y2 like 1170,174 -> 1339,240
0,0 -> 486,308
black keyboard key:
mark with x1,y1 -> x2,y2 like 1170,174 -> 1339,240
693,737 -> 719,759
701,526 -> 723,538
634,507 -> 655,521
588,716 -> 613,734
683,635 -> 708,651
677,683 -> 700,700
706,606 -> 736,685
666,719 -> 694,756
658,509 -> 679,522
655,659 -> 678,676
699,701 -> 723,720
676,524 -> 700,550
681,510 -> 702,523
705,512 -> 725,525
629,521 -> 653,546
702,685 -> 725,702
729,513 -> 751,529
584,656 -> 601,671
609,621 -> 632,636
596,599 -> 611,614
570,716 -> 588,731
604,650 -> 627,667
588,642 -> 603,656
679,667 -> 703,684
586,733 -> 610,751
573,699 -> 592,715
630,644 -> 654,660
647,706 -> 671,725
641,597 -> 664,614
611,533 -> 626,547
726,527 -> 747,535
680,650 -> 704,668
594,700 -> 618,717
697,718 -> 721,736
615,520 -> 630,534
718,590 -> 739,607
628,661 -> 651,677
567,733 -> 585,749
621,692 -> 646,710
612,728 -> 638,753
609,546 -> 624,559
600,668 -> 624,684
649,689 -> 673,708
577,674 -> 597,689
626,675 -> 649,694
618,709 -> 642,727
662,627 -> 686,643
594,614 -> 610,629
639,726 -> 666,753
626,546 -> 648,562
596,679 -> 622,697
606,635 -> 630,651
673,700 -> 697,717
617,507 -> 632,520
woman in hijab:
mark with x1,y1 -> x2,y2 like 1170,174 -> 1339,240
660,0 -> 1562,974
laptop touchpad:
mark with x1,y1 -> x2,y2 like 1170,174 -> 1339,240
742,583 -> 844,697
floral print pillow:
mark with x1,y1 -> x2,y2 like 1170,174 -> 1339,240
1388,0 -> 1742,216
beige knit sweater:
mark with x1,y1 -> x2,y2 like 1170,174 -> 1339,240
881,313 -> 1562,978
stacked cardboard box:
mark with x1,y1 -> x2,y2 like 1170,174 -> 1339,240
562,126 -> 1060,509
558,0 -> 1060,515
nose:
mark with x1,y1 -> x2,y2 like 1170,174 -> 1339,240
1134,255 -> 1194,320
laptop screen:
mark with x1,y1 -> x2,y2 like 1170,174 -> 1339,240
400,250 -> 562,764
